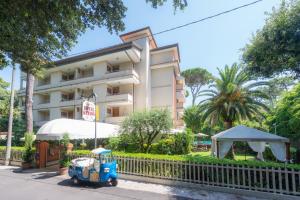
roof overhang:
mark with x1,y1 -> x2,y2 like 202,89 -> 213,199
120,27 -> 157,49
151,43 -> 181,62
50,42 -> 142,70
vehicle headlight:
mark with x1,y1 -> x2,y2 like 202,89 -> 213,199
104,168 -> 110,173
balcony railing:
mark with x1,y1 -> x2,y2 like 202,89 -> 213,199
106,93 -> 133,106
105,69 -> 139,79
38,100 -> 50,105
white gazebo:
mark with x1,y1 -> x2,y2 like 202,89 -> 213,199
211,125 -> 290,161
36,118 -> 120,140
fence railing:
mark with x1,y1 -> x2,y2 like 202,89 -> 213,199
70,153 -> 300,196
0,149 -> 23,162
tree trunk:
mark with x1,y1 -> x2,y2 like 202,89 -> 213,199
192,95 -> 196,106
224,121 -> 233,129
5,66 -> 15,165
25,72 -> 34,133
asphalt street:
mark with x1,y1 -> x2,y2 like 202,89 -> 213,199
0,166 -> 265,200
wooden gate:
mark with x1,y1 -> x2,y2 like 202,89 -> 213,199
36,141 -> 60,168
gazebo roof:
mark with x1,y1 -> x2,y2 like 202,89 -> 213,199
36,119 -> 120,140
211,125 -> 289,142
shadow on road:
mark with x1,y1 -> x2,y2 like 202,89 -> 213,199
57,179 -> 106,189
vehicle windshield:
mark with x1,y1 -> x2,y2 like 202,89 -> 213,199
99,152 -> 114,164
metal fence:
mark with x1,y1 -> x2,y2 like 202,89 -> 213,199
0,149 -> 23,165
114,156 -> 300,196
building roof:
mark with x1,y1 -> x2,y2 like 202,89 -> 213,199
212,125 -> 289,142
120,27 -> 157,49
54,41 -> 142,66
151,43 -> 181,62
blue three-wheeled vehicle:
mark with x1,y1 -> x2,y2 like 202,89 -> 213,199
68,148 -> 118,186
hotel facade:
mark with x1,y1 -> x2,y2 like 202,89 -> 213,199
18,27 -> 185,128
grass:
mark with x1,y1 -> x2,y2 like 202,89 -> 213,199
71,149 -> 300,170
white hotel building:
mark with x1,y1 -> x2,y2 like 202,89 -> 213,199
18,27 -> 185,128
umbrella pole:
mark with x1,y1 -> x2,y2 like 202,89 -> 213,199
244,142 -> 246,161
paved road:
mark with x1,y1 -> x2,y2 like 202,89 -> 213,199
0,166 -> 264,200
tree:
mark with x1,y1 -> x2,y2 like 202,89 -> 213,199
181,68 -> 213,105
121,109 -> 172,153
242,0 -> 300,78
257,76 -> 295,107
0,0 -> 187,132
0,78 -> 20,117
183,106 -> 203,134
200,63 -> 270,129
266,83 -> 300,148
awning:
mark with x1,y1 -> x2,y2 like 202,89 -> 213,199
36,118 -> 120,140
211,125 -> 290,161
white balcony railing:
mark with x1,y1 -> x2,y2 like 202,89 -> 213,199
104,69 -> 139,80
106,93 -> 133,106
105,116 -> 127,124
176,90 -> 185,102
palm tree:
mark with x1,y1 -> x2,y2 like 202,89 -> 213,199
199,63 -> 269,129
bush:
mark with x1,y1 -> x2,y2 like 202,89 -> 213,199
106,137 -> 121,151
22,132 -> 35,163
149,129 -> 193,155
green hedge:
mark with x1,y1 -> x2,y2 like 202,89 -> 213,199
71,150 -> 300,170
0,146 -> 26,152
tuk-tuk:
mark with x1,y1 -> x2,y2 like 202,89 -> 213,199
68,148 -> 118,186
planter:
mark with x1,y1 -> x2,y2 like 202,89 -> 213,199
59,167 -> 69,175
66,143 -> 74,153
22,162 -> 32,169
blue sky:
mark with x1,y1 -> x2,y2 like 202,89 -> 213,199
0,0 -> 280,106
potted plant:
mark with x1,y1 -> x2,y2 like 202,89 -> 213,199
22,132 -> 35,169
59,133 -> 71,175
59,157 -> 71,175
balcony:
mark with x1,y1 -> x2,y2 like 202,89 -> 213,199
106,93 -> 133,106
175,119 -> 184,127
176,90 -> 185,102
35,121 -> 48,127
176,103 -> 184,112
105,116 -> 127,124
104,69 -> 139,85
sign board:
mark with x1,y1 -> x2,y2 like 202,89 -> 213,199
82,100 -> 95,121
95,105 -> 100,121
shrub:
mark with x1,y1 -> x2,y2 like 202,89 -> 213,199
22,132 -> 35,163
106,137 -> 121,151
173,129 -> 194,154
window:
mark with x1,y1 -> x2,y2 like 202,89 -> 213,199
61,92 -> 75,101
61,110 -> 74,119
38,110 -> 50,121
112,65 -> 119,72
107,86 -> 119,95
39,94 -> 50,104
112,87 -> 119,95
78,68 -> 93,78
80,88 -> 93,98
107,65 -> 119,73
107,108 -> 112,115
38,76 -> 51,86
62,71 -> 75,81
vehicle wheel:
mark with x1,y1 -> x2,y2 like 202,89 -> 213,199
72,176 -> 80,185
111,179 -> 118,186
